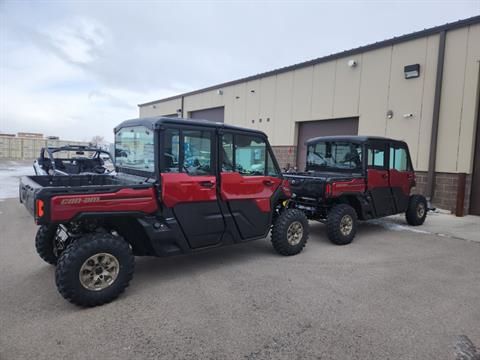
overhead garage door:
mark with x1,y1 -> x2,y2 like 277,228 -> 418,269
469,95 -> 480,215
297,117 -> 359,171
189,107 -> 225,123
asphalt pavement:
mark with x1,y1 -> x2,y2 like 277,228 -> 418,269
1,198 -> 479,360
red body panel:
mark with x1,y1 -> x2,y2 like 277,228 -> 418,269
161,173 -> 217,208
389,169 -> 414,195
367,169 -> 389,189
330,178 -> 366,197
220,172 -> 281,212
50,187 -> 158,222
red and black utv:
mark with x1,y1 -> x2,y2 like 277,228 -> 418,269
19,117 -> 308,307
284,136 -> 427,245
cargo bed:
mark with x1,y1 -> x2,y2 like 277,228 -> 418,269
19,174 -> 157,224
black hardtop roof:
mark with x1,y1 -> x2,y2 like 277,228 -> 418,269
305,135 -> 407,145
115,116 -> 268,137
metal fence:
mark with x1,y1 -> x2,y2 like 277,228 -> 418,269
0,136 -> 89,160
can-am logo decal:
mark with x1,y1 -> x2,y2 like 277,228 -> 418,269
60,197 -> 100,205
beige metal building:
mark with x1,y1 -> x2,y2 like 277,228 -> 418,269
139,16 -> 480,216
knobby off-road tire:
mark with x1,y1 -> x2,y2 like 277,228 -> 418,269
35,225 -> 59,265
326,204 -> 358,245
55,233 -> 134,307
271,209 -> 308,256
405,194 -> 427,226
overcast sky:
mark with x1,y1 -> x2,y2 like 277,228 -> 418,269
1,0 -> 479,142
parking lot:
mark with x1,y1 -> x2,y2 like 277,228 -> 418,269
1,192 -> 479,359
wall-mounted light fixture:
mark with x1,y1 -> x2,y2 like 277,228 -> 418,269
250,89 -> 255,93
152,105 -> 156,109
235,96 -> 240,99
386,110 -> 393,119
348,59 -> 357,67
217,89 -> 223,95
404,64 -> 420,79
176,109 -> 182,117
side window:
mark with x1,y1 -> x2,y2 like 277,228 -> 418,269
162,128 -> 212,175
163,129 -> 180,172
235,134 -> 266,176
183,130 -> 212,175
389,146 -> 410,171
367,146 -> 386,168
267,150 -> 280,177
221,133 -> 234,172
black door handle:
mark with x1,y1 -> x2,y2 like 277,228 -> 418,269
263,180 -> 274,186
199,181 -> 214,188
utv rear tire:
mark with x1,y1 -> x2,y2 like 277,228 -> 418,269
327,204 -> 357,245
406,195 -> 427,226
55,233 -> 134,307
271,209 -> 308,256
35,225 -> 59,265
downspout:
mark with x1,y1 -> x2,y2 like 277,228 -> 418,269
426,30 -> 447,203
180,96 -> 184,118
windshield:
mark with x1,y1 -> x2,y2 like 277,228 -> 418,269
306,141 -> 362,172
115,126 -> 154,172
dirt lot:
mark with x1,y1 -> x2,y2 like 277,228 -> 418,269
1,197 -> 479,360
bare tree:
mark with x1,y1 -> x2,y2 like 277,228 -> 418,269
90,135 -> 105,148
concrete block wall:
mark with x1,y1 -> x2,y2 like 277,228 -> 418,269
271,146 -> 297,171
413,171 -> 472,214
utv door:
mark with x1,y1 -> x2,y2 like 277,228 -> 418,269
160,127 -> 225,249
219,132 -> 282,240
388,144 -> 414,213
366,142 -> 395,217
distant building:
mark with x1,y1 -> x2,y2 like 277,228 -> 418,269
0,133 -> 88,160
17,132 -> 43,139
139,16 -> 480,216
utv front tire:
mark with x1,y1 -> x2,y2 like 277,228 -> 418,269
271,209 -> 308,256
35,225 -> 59,265
327,204 -> 357,245
406,195 -> 427,226
55,233 -> 134,307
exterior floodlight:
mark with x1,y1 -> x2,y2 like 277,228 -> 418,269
404,64 -> 420,79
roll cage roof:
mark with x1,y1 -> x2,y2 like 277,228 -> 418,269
44,145 -> 110,154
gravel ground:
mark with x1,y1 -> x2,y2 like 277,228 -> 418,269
1,198 -> 479,360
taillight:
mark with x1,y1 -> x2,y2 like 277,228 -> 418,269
36,199 -> 44,218
281,179 -> 292,197
325,183 -> 332,198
